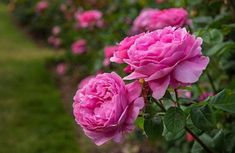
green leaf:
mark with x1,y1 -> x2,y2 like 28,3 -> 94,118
145,101 -> 159,117
135,117 -> 144,130
190,105 -> 216,131
212,130 -> 224,152
209,89 -> 235,113
206,42 -> 235,56
144,117 -> 163,140
164,107 -> 186,134
162,124 -> 185,141
191,134 -> 214,153
209,29 -> 223,44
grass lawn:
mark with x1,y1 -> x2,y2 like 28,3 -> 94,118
0,4 -> 80,153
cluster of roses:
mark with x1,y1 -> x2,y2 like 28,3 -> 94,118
73,6 -> 209,145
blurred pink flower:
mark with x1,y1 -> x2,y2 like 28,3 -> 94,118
75,10 -> 103,28
178,89 -> 192,98
52,26 -> 61,36
132,8 -> 189,33
186,133 -> 194,142
35,0 -> 49,13
48,36 -> 62,48
199,92 -> 214,101
71,39 -> 87,55
103,45 -> 118,66
111,27 -> 209,100
60,3 -> 67,12
156,0 -> 166,3
56,63 -> 66,75
73,72 -> 144,145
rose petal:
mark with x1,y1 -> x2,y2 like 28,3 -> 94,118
123,71 -> 147,80
149,76 -> 170,100
126,80 -> 142,102
173,56 -> 209,83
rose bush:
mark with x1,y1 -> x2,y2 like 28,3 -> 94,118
71,39 -> 87,55
73,72 -> 144,145
10,0 -> 235,152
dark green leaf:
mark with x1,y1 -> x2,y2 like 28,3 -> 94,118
164,107 -> 186,133
162,124 -> 185,141
212,130 -> 224,152
144,117 -> 163,140
191,134 -> 214,153
190,105 -> 216,131
209,89 -> 235,113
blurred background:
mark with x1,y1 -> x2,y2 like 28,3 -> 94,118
0,0 -> 235,153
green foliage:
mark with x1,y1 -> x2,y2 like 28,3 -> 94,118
164,107 -> 186,134
209,89 -> 235,113
190,105 -> 216,131
144,117 -> 163,140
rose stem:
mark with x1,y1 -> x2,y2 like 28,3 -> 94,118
206,71 -> 217,93
157,100 -> 166,112
185,127 -> 215,153
174,89 -> 180,107
156,95 -> 214,153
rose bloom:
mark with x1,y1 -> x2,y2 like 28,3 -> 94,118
56,63 -> 66,75
73,72 -> 144,145
71,39 -> 87,55
75,10 -> 103,28
48,36 -> 62,48
52,26 -> 61,36
103,45 -> 118,66
35,0 -> 48,13
131,8 -> 189,33
111,27 -> 209,100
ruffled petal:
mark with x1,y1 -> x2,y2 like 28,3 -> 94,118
173,56 -> 209,83
126,80 -> 142,102
149,76 -> 170,100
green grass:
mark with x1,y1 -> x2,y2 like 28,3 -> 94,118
0,4 -> 80,153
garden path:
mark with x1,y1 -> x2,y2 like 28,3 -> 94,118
0,4 -> 80,153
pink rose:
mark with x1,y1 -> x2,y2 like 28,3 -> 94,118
75,10 -> 103,28
132,8 -> 189,33
110,33 -> 144,64
35,0 -> 48,13
48,36 -> 62,48
56,63 -> 66,75
71,39 -> 87,55
103,45 -> 118,66
111,27 -> 209,100
73,72 -> 144,145
52,26 -> 61,36
78,75 -> 95,89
